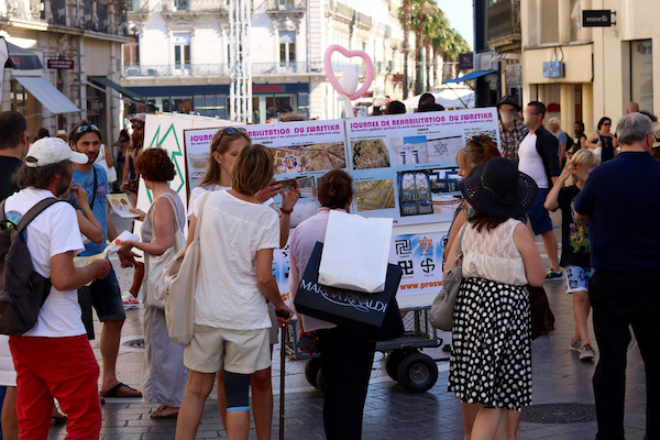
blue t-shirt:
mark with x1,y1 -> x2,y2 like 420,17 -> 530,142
72,164 -> 110,256
574,152 -> 660,272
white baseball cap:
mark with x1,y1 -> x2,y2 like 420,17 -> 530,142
25,137 -> 88,168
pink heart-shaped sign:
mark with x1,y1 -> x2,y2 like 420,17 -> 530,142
323,44 -> 374,101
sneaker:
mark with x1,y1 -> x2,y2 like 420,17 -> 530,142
580,344 -> 596,362
122,293 -> 140,309
570,339 -> 582,353
546,269 -> 563,280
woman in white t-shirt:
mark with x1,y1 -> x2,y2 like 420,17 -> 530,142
176,144 -> 293,440
186,127 -> 298,439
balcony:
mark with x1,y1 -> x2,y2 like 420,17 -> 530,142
123,64 -> 230,77
266,0 -> 306,12
327,0 -> 353,22
487,0 -> 513,41
126,0 -> 151,12
356,12 -> 372,29
161,0 -> 228,13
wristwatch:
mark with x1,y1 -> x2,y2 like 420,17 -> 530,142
280,207 -> 294,215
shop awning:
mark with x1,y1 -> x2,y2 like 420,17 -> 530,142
14,76 -> 79,114
5,42 -> 42,70
88,76 -> 144,102
444,70 -> 497,84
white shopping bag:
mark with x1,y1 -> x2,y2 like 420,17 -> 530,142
319,210 -> 393,293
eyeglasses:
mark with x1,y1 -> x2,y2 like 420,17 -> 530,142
602,123 -> 611,126
132,123 -> 143,130
74,124 -> 100,134
217,127 -> 248,143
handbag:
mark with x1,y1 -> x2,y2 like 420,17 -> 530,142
428,224 -> 467,331
145,194 -> 186,309
529,285 -> 555,340
162,192 -> 210,345
96,145 -> 117,184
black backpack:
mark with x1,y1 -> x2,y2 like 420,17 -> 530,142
0,198 -> 64,335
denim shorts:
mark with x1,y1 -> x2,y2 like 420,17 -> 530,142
527,187 -> 553,235
89,265 -> 126,322
565,265 -> 595,294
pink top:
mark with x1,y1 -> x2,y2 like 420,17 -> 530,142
289,208 -> 347,332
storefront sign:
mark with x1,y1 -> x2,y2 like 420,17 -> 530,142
253,85 -> 284,93
47,59 -> 74,69
543,61 -> 565,78
583,10 -> 613,27
458,53 -> 474,70
393,74 -> 404,83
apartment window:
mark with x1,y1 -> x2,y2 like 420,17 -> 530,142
630,40 -> 653,113
122,36 -> 140,67
279,32 -> 296,64
539,0 -> 559,45
173,33 -> 191,69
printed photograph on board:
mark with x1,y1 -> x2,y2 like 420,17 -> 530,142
397,167 -> 462,217
271,142 -> 346,175
355,179 -> 396,212
351,139 -> 391,170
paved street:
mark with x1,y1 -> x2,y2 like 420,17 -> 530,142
46,213 -> 650,440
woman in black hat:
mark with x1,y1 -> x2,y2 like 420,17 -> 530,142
444,158 -> 546,440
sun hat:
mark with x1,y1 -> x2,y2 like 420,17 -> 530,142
459,157 -> 538,218
652,121 -> 660,148
25,137 -> 88,168
55,129 -> 67,138
130,113 -> 146,123
496,95 -> 522,112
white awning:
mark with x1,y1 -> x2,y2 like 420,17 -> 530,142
14,76 -> 79,114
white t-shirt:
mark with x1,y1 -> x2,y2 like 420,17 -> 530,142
187,184 -> 225,220
4,188 -> 86,337
518,133 -> 548,189
193,190 -> 280,330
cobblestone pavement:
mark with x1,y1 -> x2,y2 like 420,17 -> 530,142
47,213 -> 650,439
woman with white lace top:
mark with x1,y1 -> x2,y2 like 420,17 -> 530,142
444,158 -> 546,440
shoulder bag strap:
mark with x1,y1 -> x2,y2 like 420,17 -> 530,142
193,192 -> 211,244
455,223 -> 468,265
151,194 -> 180,243
89,167 -> 98,211
16,198 -> 62,233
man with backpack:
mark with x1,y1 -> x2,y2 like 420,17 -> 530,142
68,121 -> 142,399
3,137 -> 110,438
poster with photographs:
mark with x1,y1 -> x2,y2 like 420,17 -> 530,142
389,231 -> 448,298
183,127 -> 225,193
246,120 -> 348,227
346,108 -> 500,226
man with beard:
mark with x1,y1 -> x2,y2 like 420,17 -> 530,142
5,137 -> 110,438
497,95 -> 528,162
69,121 -> 142,400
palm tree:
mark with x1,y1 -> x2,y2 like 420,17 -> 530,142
411,0 -> 438,95
426,10 -> 449,90
399,0 -> 412,99
442,29 -> 470,81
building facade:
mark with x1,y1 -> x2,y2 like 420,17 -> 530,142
521,0 -> 657,133
0,0 -> 129,145
122,0 -> 410,122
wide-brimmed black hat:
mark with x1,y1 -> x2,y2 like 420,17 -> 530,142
496,95 -> 522,112
459,158 -> 538,218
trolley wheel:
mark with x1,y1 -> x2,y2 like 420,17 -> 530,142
397,352 -> 438,393
385,350 -> 408,382
305,357 -> 322,388
316,366 -> 327,394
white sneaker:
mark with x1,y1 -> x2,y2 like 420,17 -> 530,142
580,344 -> 596,362
570,339 -> 581,353
122,293 -> 140,309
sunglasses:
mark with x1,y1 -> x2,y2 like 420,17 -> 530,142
74,124 -> 100,134
217,127 -> 248,143
132,123 -> 143,130
602,123 -> 611,126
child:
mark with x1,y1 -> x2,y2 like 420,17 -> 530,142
544,149 -> 600,361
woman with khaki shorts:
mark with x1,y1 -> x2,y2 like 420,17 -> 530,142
176,144 -> 293,440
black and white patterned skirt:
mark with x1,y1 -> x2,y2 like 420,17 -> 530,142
448,277 -> 532,411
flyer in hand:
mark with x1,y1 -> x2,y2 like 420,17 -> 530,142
107,194 -> 140,219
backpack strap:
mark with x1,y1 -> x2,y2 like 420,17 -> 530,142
16,198 -> 64,233
0,199 -> 6,221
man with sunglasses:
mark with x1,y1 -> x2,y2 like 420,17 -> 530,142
69,121 -> 142,400
519,101 -> 562,280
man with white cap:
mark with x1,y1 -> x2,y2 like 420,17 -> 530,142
4,137 -> 110,438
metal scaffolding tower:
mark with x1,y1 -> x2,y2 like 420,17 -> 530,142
228,0 -> 252,123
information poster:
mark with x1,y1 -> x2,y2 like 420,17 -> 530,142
389,231 -> 448,298
183,128 -> 226,193
246,120 -> 348,227
346,108 -> 499,226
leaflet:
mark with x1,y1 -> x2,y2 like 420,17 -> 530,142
107,194 -> 139,219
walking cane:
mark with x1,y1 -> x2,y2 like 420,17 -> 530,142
276,310 -> 290,440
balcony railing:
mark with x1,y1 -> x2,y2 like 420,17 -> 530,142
356,12 -> 372,28
126,0 -> 151,12
266,0 -> 306,11
327,0 -> 353,20
123,61 -> 384,78
161,0 -> 228,12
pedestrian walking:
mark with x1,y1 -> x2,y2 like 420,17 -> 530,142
186,127 -> 298,440
574,112 -> 660,440
496,95 -> 528,162
571,120 -> 587,154
117,148 -> 188,419
175,144 -> 293,440
544,149 -> 600,362
446,157 -> 545,440
68,121 -> 142,400
6,137 -> 111,439
585,117 -> 618,163
519,101 -> 562,280
288,169 -> 375,440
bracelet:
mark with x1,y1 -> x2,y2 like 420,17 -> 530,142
280,207 -> 294,215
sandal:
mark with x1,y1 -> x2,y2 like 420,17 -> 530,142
100,383 -> 142,398
150,405 -> 179,419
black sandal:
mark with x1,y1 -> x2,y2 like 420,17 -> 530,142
100,382 -> 142,398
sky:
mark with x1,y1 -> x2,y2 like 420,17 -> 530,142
435,0 -> 475,50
